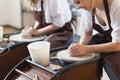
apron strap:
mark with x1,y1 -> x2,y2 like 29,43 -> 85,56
92,0 -> 112,34
39,1 -> 46,27
103,0 -> 112,30
33,1 -> 46,29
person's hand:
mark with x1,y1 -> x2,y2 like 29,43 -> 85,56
68,43 -> 88,57
21,26 -> 32,35
21,26 -> 39,35
29,28 -> 39,36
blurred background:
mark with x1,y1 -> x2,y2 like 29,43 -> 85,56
0,0 -> 34,30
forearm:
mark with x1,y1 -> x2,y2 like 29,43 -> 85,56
37,24 -> 61,35
79,31 -> 92,45
86,42 -> 120,53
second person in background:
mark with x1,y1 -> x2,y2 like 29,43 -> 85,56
22,0 -> 73,48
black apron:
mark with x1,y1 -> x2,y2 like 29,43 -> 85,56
91,0 -> 120,79
33,1 -> 73,48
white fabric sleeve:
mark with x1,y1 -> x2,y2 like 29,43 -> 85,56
80,9 -> 93,32
49,0 -> 72,27
110,0 -> 120,42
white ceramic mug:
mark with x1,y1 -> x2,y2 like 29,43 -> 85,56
0,26 -> 3,42
27,41 -> 50,66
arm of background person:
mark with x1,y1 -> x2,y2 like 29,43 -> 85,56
34,24 -> 61,35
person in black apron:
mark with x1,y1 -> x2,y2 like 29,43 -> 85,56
68,0 -> 120,78
21,0 -> 73,48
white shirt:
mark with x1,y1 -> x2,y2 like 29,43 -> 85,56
33,0 -> 72,27
80,0 -> 120,42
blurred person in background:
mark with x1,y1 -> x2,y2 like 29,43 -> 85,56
22,0 -> 73,48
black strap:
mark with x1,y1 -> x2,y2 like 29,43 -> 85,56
92,9 -> 107,35
36,1 -> 46,28
103,0 -> 112,30
40,1 -> 45,25
92,0 -> 112,41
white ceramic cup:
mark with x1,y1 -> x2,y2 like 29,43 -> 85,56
27,41 -> 50,66
0,26 -> 3,42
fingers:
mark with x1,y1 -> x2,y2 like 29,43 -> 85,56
68,43 -> 74,50
68,43 -> 77,52
22,26 -> 30,31
21,26 -> 33,35
68,43 -> 78,56
21,26 -> 30,33
68,43 -> 86,57
24,26 -> 30,30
